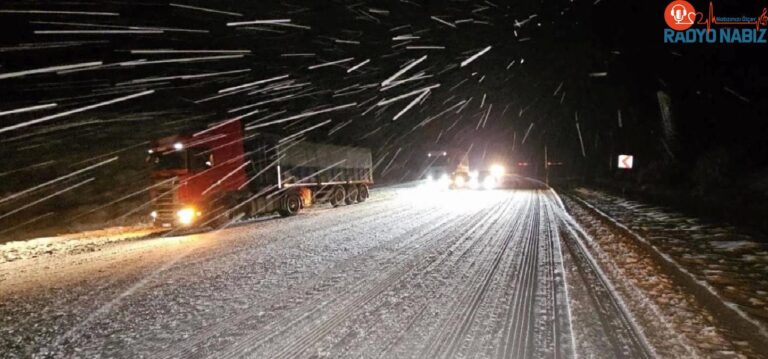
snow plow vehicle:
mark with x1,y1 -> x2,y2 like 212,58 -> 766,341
445,150 -> 508,190
146,119 -> 373,228
449,163 -> 506,190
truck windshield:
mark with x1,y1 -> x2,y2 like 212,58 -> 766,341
428,155 -> 449,167
189,148 -> 212,171
149,151 -> 186,170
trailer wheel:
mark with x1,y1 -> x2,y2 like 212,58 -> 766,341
278,192 -> 302,217
330,186 -> 346,207
345,185 -> 358,205
357,184 -> 369,202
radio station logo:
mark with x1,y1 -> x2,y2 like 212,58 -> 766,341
665,1 -> 696,31
664,0 -> 768,43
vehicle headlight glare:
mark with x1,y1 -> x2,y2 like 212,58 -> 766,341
490,164 -> 505,178
469,177 -> 479,189
176,207 -> 196,225
483,176 -> 496,189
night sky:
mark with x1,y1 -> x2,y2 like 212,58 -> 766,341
0,0 -> 766,239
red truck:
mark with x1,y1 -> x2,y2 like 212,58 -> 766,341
146,119 -> 373,228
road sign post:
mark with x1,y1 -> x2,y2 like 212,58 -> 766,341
618,154 -> 634,169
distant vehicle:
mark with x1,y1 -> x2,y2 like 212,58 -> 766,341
146,119 -> 373,228
420,148 -> 508,190
450,164 -> 506,190
423,150 -> 451,184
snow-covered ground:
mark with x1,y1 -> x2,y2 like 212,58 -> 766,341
565,188 -> 768,357
0,225 -> 163,264
0,185 -> 656,358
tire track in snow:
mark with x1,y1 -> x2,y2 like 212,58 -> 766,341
416,192 -> 531,358
556,199 -> 656,358
350,192 -> 527,357
440,194 -> 535,358
215,193 -> 513,358
497,194 -> 542,359
159,199 -> 438,359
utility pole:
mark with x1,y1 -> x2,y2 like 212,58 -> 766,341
544,145 -> 549,186
544,146 -> 563,187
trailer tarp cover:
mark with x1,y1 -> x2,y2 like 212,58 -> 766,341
278,141 -> 373,184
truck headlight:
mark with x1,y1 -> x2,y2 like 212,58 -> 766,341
176,207 -> 197,225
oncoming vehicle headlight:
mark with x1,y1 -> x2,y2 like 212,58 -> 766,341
176,207 -> 197,225
439,173 -> 450,185
490,164 -> 505,178
423,173 -> 451,190
483,176 -> 497,189
454,176 -> 466,188
150,210 -> 158,219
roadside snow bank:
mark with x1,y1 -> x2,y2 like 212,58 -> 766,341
562,195 -> 765,357
572,188 -> 768,316
0,225 -> 162,263
569,188 -> 768,355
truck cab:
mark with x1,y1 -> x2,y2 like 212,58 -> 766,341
424,150 -> 450,183
147,119 -> 248,227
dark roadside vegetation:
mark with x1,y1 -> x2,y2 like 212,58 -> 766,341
552,171 -> 768,241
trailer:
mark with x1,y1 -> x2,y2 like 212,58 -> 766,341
147,119 -> 373,228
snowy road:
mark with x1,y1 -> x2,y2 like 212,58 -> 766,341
0,184 -> 649,358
